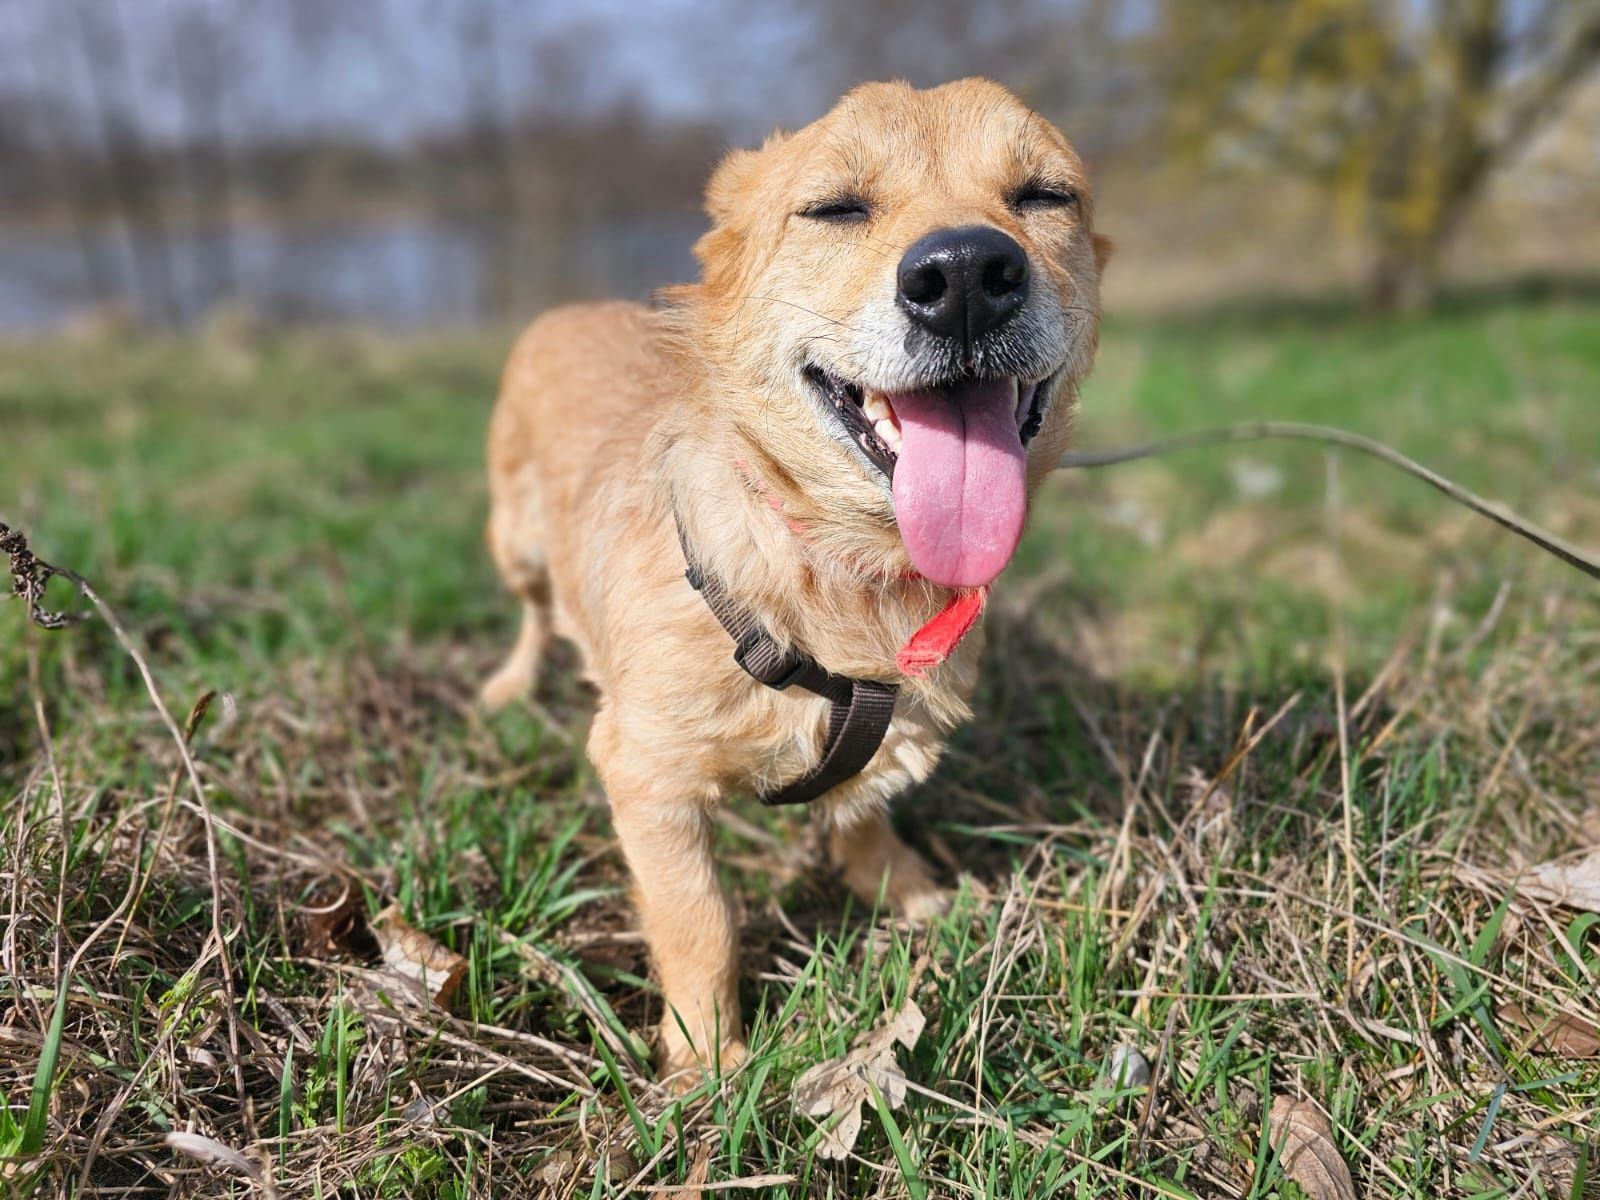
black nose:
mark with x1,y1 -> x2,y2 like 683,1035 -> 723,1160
896,225 -> 1029,343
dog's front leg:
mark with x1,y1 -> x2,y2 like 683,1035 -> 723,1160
594,731 -> 744,1084
612,796 -> 744,1082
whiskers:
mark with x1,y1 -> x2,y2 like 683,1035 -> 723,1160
724,294 -> 860,333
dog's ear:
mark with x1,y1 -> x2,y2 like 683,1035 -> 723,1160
695,132 -> 789,291
1092,233 -> 1114,275
705,148 -> 760,228
704,131 -> 789,229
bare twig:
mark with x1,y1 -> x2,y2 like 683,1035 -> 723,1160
1059,422 -> 1600,583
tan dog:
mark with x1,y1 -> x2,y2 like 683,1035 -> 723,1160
482,79 -> 1108,1082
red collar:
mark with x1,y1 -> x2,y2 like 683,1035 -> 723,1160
897,586 -> 988,678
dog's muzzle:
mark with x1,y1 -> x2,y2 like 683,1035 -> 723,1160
896,225 -> 1029,347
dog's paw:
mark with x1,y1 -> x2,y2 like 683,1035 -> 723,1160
842,848 -> 949,925
895,884 -> 950,925
477,665 -> 532,712
659,1039 -> 747,1093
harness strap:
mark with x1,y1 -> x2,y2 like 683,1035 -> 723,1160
674,513 -> 899,806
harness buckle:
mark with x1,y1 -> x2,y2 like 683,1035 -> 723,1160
733,628 -> 811,690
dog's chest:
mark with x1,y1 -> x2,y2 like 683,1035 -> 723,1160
725,653 -> 976,813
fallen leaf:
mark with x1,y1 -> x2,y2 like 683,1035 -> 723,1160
793,1000 -> 925,1160
1102,1044 -> 1151,1090
1266,1096 -> 1356,1200
665,1143 -> 712,1200
1509,851 -> 1600,912
164,1131 -> 259,1177
1576,810 -> 1600,848
605,1147 -> 639,1184
401,1095 -> 438,1125
300,886 -> 370,958
537,1151 -> 576,1186
370,904 -> 467,1009
1495,1002 -> 1600,1057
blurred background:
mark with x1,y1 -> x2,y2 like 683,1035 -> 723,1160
3,0 -> 1599,333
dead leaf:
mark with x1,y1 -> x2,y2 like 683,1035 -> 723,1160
401,1095 -> 437,1125
605,1147 -> 639,1184
164,1131 -> 259,1177
1575,810 -> 1600,848
1102,1044 -> 1151,1090
1495,1002 -> 1600,1057
300,886 -> 370,958
537,1151 -> 576,1186
1509,850 -> 1600,912
370,904 -> 467,1009
665,1144 -> 712,1200
1266,1096 -> 1356,1200
793,1000 -> 925,1159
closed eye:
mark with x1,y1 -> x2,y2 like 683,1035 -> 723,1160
1010,182 -> 1079,211
798,196 -> 871,223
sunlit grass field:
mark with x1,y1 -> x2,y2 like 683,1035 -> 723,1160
3,296 -> 1599,1197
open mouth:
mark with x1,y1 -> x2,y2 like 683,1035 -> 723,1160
803,365 -> 1057,589
804,366 -> 1049,484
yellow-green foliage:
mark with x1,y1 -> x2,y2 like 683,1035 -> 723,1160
1159,0 -> 1600,304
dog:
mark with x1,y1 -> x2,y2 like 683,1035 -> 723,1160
481,78 -> 1108,1083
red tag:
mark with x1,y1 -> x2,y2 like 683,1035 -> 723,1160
896,587 -> 989,677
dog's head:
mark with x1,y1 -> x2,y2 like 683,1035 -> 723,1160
681,78 -> 1108,589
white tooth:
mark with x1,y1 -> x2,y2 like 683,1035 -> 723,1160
875,418 -> 902,452
863,392 -> 891,423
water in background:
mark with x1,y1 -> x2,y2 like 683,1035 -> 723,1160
0,215 -> 706,332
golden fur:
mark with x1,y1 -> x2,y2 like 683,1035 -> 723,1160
481,79 -> 1107,1082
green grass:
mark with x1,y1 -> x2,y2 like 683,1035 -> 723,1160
2,299 -> 1598,1197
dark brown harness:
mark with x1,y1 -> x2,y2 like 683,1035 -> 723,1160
674,513 -> 899,806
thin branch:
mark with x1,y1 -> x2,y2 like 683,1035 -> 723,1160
1058,422 -> 1600,583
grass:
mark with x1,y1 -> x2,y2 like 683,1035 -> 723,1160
2,297 -> 1599,1197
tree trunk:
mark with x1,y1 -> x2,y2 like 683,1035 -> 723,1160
72,0 -> 181,326
458,1 -> 520,321
1363,241 -> 1440,310
1366,160 -> 1487,314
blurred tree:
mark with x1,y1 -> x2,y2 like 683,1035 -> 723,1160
807,0 -> 1139,156
71,0 -> 180,324
0,3 -> 119,305
453,0 -> 522,319
169,0 -> 238,307
1161,0 -> 1600,309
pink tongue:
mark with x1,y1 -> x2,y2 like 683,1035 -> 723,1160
889,378 -> 1027,588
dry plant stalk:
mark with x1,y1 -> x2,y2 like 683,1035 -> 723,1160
2,518 -> 247,1106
